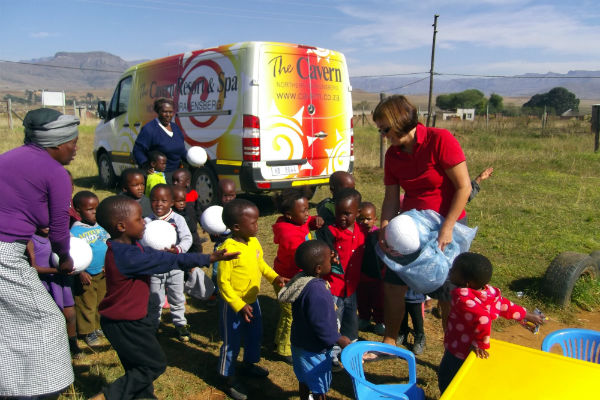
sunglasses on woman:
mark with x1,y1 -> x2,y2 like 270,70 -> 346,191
378,127 -> 391,136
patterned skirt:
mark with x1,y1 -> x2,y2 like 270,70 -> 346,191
0,241 -> 73,396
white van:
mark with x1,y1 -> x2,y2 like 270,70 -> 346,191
94,41 -> 354,205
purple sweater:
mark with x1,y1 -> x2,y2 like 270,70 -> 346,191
0,144 -> 71,257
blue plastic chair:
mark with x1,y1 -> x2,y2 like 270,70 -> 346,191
541,328 -> 600,363
340,341 -> 425,400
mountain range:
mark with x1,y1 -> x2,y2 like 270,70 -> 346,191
1,51 -> 599,99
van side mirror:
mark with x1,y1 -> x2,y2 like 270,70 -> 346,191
97,101 -> 107,119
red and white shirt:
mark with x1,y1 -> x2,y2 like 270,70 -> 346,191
444,285 -> 526,360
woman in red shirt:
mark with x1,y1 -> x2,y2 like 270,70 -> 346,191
373,95 -> 471,347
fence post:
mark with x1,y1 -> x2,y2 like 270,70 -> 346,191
8,99 -> 13,132
592,105 -> 600,153
379,92 -> 386,168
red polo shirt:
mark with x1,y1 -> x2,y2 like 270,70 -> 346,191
384,123 -> 466,219
323,222 -> 366,297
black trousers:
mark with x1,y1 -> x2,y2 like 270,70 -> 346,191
438,350 -> 465,394
101,314 -> 166,400
400,302 -> 424,337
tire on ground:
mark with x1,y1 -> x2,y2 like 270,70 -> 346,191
541,252 -> 600,307
589,251 -> 600,270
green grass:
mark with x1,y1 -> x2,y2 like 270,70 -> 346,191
1,116 -> 600,399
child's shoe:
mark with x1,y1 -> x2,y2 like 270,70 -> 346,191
358,318 -> 371,331
176,324 -> 191,342
240,362 -> 269,377
397,331 -> 409,347
85,331 -> 101,347
413,334 -> 426,355
224,376 -> 248,400
95,329 -> 105,338
373,322 -> 386,336
162,297 -> 170,309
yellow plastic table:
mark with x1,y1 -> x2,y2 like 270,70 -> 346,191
441,338 -> 600,399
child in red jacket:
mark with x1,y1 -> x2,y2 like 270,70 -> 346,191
272,188 -> 324,362
438,252 -> 545,394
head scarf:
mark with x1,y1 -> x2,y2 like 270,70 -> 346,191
23,108 -> 80,148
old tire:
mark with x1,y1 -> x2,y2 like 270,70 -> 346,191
541,252 -> 600,307
192,166 -> 218,208
589,251 -> 600,270
98,152 -> 117,188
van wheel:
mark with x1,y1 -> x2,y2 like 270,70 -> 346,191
98,153 -> 116,188
541,252 -> 600,307
192,167 -> 217,207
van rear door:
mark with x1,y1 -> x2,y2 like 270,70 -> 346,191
258,44 -> 352,182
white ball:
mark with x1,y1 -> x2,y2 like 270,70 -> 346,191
51,236 -> 93,274
187,146 -> 208,167
140,220 -> 177,251
385,214 -> 420,254
201,205 -> 228,235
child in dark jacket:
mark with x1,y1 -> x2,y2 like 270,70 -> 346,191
91,196 -> 237,400
278,240 -> 351,400
272,188 -> 324,362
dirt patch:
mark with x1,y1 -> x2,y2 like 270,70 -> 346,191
493,310 -> 600,350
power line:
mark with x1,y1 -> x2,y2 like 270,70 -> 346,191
3,58 -> 600,80
382,76 -> 430,93
0,59 -> 124,74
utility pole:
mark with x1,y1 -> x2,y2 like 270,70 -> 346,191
426,14 -> 439,127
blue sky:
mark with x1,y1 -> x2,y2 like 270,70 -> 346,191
2,0 -> 599,78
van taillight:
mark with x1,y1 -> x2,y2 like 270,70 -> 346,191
243,114 -> 260,161
350,118 -> 354,156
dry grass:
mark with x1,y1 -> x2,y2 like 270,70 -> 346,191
2,116 -> 600,399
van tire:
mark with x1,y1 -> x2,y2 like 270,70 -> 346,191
98,153 -> 117,188
541,252 -> 600,307
192,167 -> 218,207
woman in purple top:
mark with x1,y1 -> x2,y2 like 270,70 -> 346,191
0,108 -> 78,397
133,97 -> 187,184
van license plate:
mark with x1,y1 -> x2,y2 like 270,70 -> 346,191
271,165 -> 299,176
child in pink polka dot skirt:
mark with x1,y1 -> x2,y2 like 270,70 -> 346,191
438,252 -> 545,394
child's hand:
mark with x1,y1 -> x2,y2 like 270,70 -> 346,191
165,245 -> 179,254
377,227 -> 402,257
57,256 -> 74,274
79,271 -> 92,285
330,250 -> 340,265
239,304 -> 254,323
310,216 -> 325,230
524,311 -> 545,327
472,347 -> 489,359
273,276 -> 289,288
209,249 -> 240,263
337,335 -> 351,348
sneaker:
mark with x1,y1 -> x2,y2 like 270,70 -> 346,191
225,377 -> 248,400
373,322 -> 386,336
240,362 -> 269,378
176,325 -> 191,342
331,359 -> 344,373
413,334 -> 426,355
85,331 -> 101,347
95,329 -> 105,338
358,318 -> 371,331
275,352 -> 293,364
397,332 -> 409,347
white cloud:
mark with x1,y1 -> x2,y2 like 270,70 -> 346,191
29,32 -> 56,39
335,3 -> 598,56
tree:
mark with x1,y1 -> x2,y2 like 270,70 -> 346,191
488,93 -> 504,113
436,89 -> 487,114
523,87 -> 579,115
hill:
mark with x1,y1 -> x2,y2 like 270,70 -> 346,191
0,51 -> 142,91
